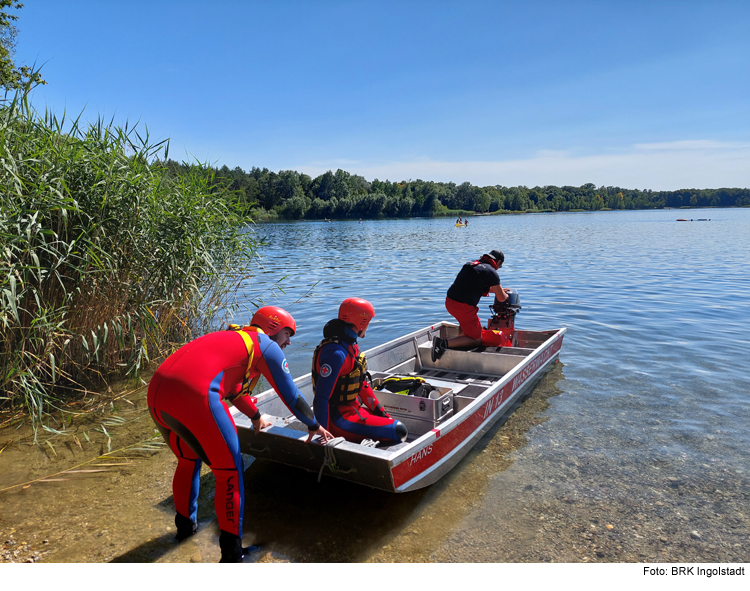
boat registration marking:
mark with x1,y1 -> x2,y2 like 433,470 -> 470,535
510,343 -> 556,392
392,335 -> 563,489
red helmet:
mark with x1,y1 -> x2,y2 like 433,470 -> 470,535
338,298 -> 375,332
250,306 -> 296,336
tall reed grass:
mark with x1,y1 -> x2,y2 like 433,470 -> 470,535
0,92 -> 257,431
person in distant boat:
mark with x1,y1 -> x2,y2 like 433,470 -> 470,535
312,298 -> 408,445
464,218 -> 469,226
147,306 -> 333,562
432,249 -> 511,361
456,216 -> 463,224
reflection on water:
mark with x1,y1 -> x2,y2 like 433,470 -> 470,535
2,208 -> 750,562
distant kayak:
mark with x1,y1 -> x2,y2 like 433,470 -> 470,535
455,222 -> 466,227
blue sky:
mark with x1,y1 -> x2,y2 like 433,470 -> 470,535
16,0 -> 750,190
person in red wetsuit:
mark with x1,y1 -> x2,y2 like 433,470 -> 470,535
147,306 -> 333,562
312,298 -> 408,445
432,249 -> 512,360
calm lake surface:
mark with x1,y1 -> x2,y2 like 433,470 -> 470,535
242,208 -> 750,561
249,209 -> 750,447
2,207 -> 748,563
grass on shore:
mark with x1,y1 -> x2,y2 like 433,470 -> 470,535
0,90 -> 258,434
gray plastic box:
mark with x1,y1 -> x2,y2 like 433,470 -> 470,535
372,380 -> 454,437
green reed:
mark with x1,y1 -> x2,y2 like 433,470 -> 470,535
0,90 -> 257,432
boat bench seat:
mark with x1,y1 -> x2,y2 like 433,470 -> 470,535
416,341 -> 530,375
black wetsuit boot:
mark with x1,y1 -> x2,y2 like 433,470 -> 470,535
219,530 -> 244,563
175,512 -> 198,541
219,530 -> 262,563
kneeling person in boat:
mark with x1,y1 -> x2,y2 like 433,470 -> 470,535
147,306 -> 333,562
432,249 -> 511,361
312,298 -> 408,445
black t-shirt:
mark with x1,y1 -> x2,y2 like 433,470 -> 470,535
446,261 -> 500,307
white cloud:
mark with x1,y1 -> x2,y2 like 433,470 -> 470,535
633,140 -> 750,151
296,141 -> 750,190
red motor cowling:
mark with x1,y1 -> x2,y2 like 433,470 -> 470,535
485,289 -> 521,347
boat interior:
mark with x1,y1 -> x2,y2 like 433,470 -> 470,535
246,324 -> 560,451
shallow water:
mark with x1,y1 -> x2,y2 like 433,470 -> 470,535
2,208 -> 749,563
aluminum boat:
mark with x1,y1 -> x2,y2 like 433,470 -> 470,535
234,320 -> 566,493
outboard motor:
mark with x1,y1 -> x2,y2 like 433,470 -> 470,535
483,289 -> 522,347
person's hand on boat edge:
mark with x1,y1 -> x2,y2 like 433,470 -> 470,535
251,415 -> 272,431
307,425 -> 334,443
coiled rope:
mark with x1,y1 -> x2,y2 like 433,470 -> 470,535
316,437 -> 379,483
317,437 -> 346,483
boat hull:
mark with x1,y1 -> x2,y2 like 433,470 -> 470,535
234,323 -> 566,492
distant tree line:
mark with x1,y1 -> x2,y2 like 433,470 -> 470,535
158,161 -> 750,220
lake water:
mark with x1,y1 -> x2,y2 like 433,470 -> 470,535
248,210 -> 750,449
241,208 -> 750,561
2,207 -> 748,563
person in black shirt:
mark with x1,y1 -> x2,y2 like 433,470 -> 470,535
432,249 -> 510,360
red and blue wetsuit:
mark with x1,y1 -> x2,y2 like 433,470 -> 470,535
147,327 -> 319,539
312,325 -> 407,444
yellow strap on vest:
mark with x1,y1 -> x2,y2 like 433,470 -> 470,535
228,324 -> 264,395
240,374 -> 261,397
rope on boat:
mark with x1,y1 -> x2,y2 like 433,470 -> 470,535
317,437 -> 346,483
